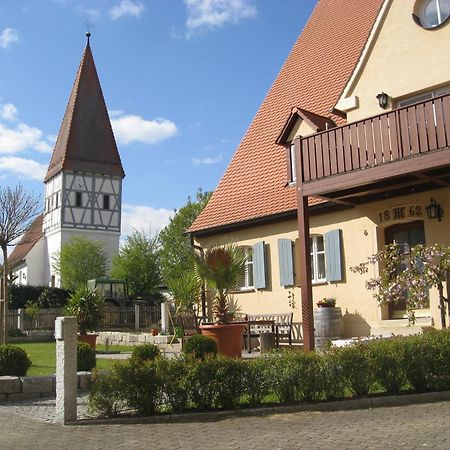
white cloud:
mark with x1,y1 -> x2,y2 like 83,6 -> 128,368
110,0 -> 144,20
111,114 -> 177,145
121,204 -> 174,239
0,28 -> 19,49
0,123 -> 53,154
184,0 -> 257,35
0,156 -> 47,181
0,103 -> 18,121
192,154 -> 223,165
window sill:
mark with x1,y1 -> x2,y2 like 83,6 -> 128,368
232,287 -> 255,293
312,280 -> 327,286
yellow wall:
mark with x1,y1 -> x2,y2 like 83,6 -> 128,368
342,0 -> 450,122
197,187 -> 450,337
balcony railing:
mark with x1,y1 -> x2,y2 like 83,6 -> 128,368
299,93 -> 450,184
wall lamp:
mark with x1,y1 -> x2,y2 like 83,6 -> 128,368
426,197 -> 443,221
376,92 -> 390,109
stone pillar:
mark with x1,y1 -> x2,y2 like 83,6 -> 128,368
161,301 -> 170,334
55,316 -> 78,424
18,308 -> 25,332
134,304 -> 140,331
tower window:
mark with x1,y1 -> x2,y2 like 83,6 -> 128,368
103,194 -> 110,210
75,192 -> 82,207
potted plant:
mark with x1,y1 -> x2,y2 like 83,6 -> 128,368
317,297 -> 336,308
65,284 -> 104,349
194,243 -> 247,358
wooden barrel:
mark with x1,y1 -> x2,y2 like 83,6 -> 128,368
314,307 -> 344,349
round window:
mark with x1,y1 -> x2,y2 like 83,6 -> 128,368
416,0 -> 450,29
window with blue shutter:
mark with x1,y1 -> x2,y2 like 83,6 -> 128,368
278,239 -> 294,286
325,229 -> 343,282
252,241 -> 266,289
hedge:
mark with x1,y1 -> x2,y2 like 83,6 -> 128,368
88,329 -> 450,417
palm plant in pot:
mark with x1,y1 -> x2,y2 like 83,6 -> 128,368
194,243 -> 247,358
65,284 -> 104,350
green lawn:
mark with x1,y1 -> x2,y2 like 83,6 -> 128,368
15,342 -> 129,376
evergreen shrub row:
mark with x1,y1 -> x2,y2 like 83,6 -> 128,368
88,329 -> 450,417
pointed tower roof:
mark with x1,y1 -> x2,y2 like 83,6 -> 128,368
44,34 -> 125,182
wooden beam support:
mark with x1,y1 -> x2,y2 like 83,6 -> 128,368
294,137 -> 314,352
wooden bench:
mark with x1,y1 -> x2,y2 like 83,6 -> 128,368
173,313 -> 200,347
244,312 -> 294,350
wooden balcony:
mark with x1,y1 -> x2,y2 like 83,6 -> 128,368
296,93 -> 450,203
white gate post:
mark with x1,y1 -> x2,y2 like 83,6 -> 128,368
55,316 -> 78,424
161,301 -> 170,334
18,308 -> 25,332
135,304 -> 140,331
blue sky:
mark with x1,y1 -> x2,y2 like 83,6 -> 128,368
0,0 -> 316,238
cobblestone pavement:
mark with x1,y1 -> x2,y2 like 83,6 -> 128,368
0,397 -> 450,449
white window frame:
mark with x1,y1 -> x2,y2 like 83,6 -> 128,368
289,143 -> 297,183
310,235 -> 326,284
240,246 -> 254,290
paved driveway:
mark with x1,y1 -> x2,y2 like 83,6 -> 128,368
1,396 -> 450,449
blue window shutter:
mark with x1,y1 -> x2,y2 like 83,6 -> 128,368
278,239 -> 294,286
325,229 -> 343,282
252,241 -> 266,289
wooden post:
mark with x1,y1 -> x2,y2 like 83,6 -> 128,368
294,137 -> 315,351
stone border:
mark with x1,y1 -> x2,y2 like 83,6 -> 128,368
97,331 -> 177,347
72,389 -> 450,425
0,372 -> 92,403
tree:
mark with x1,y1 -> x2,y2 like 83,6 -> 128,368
194,244 -> 246,324
351,243 -> 450,328
159,189 -> 211,286
53,236 -> 107,291
0,184 -> 40,344
111,230 -> 161,298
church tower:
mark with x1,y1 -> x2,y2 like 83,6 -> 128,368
43,34 -> 125,286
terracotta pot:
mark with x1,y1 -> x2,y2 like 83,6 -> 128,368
78,333 -> 98,350
200,323 -> 246,358
151,328 -> 159,336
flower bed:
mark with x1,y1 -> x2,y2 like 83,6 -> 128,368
88,329 -> 450,417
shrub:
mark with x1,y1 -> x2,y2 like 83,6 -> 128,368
131,344 -> 160,362
88,365 -> 127,417
115,359 -> 162,415
182,334 -> 217,359
156,357 -> 190,413
9,285 -> 69,309
264,352 -> 299,403
291,351 -> 325,402
403,334 -> 429,390
78,342 -> 96,371
0,345 -> 32,376
242,357 -> 272,406
336,343 -> 373,396
9,328 -> 25,337
367,337 -> 406,394
321,349 -> 346,400
420,330 -> 450,391
186,356 -> 220,410
214,357 -> 246,409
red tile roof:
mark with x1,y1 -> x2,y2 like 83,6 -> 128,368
45,40 -> 125,182
8,215 -> 43,267
189,0 -> 384,234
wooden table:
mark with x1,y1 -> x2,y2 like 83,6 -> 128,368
246,319 -> 275,353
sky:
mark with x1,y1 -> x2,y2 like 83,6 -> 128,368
0,0 -> 317,239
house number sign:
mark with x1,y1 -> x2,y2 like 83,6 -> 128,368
377,205 -> 423,223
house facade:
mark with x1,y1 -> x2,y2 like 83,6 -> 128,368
9,35 -> 125,288
188,0 -> 450,349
